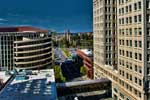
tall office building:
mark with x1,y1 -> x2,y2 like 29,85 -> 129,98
93,0 -> 150,100
0,26 -> 52,70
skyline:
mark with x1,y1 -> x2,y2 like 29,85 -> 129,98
0,0 -> 93,32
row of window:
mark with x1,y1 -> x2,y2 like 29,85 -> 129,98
119,15 -> 142,25
105,7 -> 116,13
118,0 -> 129,5
119,28 -> 142,36
93,8 -> 104,16
119,1 -> 141,14
105,0 -> 115,5
119,69 -> 142,87
119,39 -> 142,48
119,79 -> 142,98
119,59 -> 142,74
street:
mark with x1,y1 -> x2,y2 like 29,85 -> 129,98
54,48 -> 84,82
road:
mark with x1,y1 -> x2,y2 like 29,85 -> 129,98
54,48 -> 84,82
55,48 -> 66,62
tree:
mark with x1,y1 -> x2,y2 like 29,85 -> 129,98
53,65 -> 66,82
54,65 -> 61,81
80,66 -> 87,75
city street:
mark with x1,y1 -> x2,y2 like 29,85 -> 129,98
55,48 -> 84,82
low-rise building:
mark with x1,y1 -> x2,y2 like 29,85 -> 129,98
76,49 -> 93,79
0,69 -> 58,100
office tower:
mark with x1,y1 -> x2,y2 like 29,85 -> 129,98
93,0 -> 117,70
0,26 -> 52,70
93,0 -> 150,100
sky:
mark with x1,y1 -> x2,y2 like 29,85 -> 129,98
0,0 -> 93,32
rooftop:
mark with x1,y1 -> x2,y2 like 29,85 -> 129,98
0,26 -> 48,33
0,69 -> 58,100
0,71 -> 11,83
80,49 -> 93,56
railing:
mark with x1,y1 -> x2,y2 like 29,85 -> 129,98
0,75 -> 15,94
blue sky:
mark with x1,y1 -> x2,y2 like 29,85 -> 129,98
0,0 -> 93,32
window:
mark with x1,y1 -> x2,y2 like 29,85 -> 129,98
130,63 -> 132,70
139,67 -> 142,74
129,28 -> 132,35
135,65 -> 137,72
126,62 -> 129,68
130,52 -> 132,58
135,40 -> 137,47
147,68 -> 150,75
147,28 -> 150,36
122,18 -> 124,24
126,6 -> 128,13
134,16 -> 137,23
122,40 -> 124,45
147,54 -> 150,62
129,17 -> 132,23
114,88 -> 118,93
147,1 -> 150,9
120,40 -> 121,45
147,15 -> 150,23
119,19 -> 121,24
129,5 -> 132,12
139,41 -> 142,48
135,77 -> 137,83
126,17 -> 128,24
126,29 -> 129,35
135,28 -> 138,35
138,2 -> 141,10
119,50 -> 121,55
134,3 -> 137,11
130,40 -> 132,47
139,79 -> 142,86
126,73 -> 129,79
120,93 -> 124,99
130,75 -> 132,81
126,40 -> 129,46
147,41 -> 150,48
122,8 -> 124,14
139,28 -> 142,35
122,50 -> 124,56
126,51 -> 129,57
138,15 -> 142,22
139,53 -> 142,60
135,53 -> 137,59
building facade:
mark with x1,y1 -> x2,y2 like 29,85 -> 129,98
76,49 -> 93,79
93,0 -> 150,100
0,26 -> 52,70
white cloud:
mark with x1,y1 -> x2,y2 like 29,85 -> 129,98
0,18 -> 7,21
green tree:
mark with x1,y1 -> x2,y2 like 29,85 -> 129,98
54,65 -> 61,81
80,66 -> 87,75
53,65 -> 66,82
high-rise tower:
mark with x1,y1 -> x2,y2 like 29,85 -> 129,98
93,0 -> 150,100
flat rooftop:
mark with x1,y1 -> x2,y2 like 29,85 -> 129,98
80,49 -> 93,56
0,71 -> 11,83
0,69 -> 57,100
0,26 -> 48,33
